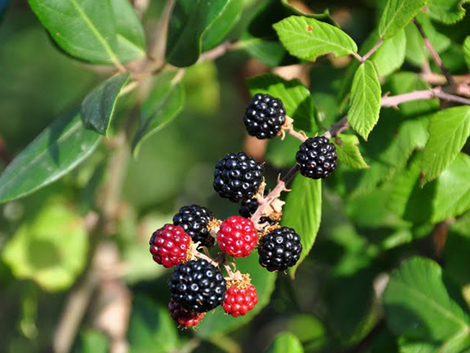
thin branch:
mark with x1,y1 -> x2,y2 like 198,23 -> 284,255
198,40 -> 236,62
362,38 -> 384,62
323,116 -> 349,139
53,130 -> 131,353
422,73 -> 470,86
351,52 -> 363,62
381,87 -> 470,107
413,19 -> 455,86
148,0 -> 175,62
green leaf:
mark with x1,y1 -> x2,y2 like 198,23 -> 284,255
132,72 -> 185,158
280,0 -> 337,24
202,0 -> 242,52
422,106 -> 470,184
273,16 -> 358,62
2,198 -> 88,291
264,332 -> 304,353
27,0 -> 145,64
348,61 -> 381,140
196,253 -> 276,337
464,36 -> 470,71
426,0 -> 470,24
390,153 -> 470,224
166,0 -> 231,67
266,134 -> 299,168
246,73 -> 316,133
431,153 -> 470,223
333,134 -> 369,170
282,175 -> 322,278
81,72 -> 131,136
111,0 -> 146,51
369,29 -> 406,76
74,331 -> 109,353
354,116 -> 429,194
128,296 -> 180,353
378,0 -> 427,39
384,257 -> 470,342
0,111 -> 101,203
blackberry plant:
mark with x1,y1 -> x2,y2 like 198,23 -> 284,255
1,0 -> 470,352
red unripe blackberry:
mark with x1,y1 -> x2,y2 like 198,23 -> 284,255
217,216 -> 258,258
296,136 -> 337,179
213,152 -> 264,202
258,227 -> 302,272
149,224 -> 192,268
223,275 -> 258,317
168,299 -> 205,328
244,94 -> 286,139
173,204 -> 215,248
169,259 -> 226,313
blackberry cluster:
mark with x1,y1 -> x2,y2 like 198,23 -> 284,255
239,197 -> 277,225
244,94 -> 286,139
213,152 -> 264,202
173,204 -> 215,248
169,259 -> 227,313
258,227 -> 302,272
296,136 -> 337,179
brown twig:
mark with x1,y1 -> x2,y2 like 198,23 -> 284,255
198,40 -> 236,62
381,87 -> 470,108
53,131 -> 131,353
323,116 -> 349,139
413,19 -> 455,86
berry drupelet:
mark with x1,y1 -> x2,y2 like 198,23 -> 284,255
217,216 -> 258,258
258,227 -> 302,272
149,224 -> 192,268
296,136 -> 337,179
173,204 -> 215,248
213,152 -> 264,202
168,299 -> 205,328
169,259 -> 226,313
244,94 -> 286,139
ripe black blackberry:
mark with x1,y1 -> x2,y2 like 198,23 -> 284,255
213,152 -> 264,202
244,94 -> 286,139
173,204 -> 215,248
169,259 -> 226,313
239,197 -> 277,225
258,227 -> 302,272
296,136 -> 337,179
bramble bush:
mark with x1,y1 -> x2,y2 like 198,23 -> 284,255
1,0 -> 470,352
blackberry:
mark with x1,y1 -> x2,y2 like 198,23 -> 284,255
213,152 -> 264,202
258,227 -> 302,272
239,197 -> 278,225
169,259 -> 226,313
296,136 -> 337,179
173,204 -> 215,248
244,94 -> 286,139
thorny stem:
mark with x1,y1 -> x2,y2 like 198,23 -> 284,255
413,19 -> 455,86
251,165 -> 299,227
